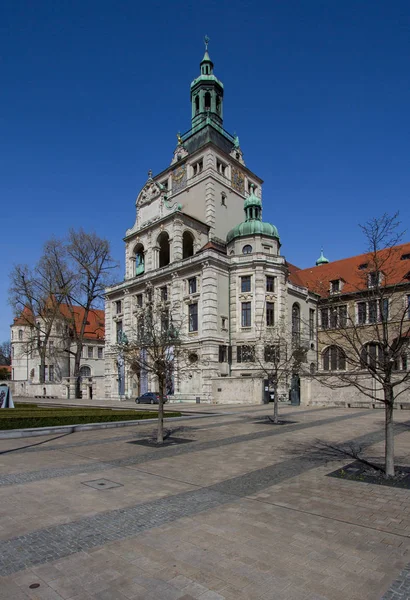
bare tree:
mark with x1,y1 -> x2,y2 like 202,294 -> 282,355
317,213 -> 410,477
0,342 -> 11,366
115,284 -> 186,443
59,229 -> 118,398
9,245 -> 69,383
254,319 -> 308,423
9,231 -> 117,393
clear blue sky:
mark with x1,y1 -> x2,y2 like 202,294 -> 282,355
1,0 -> 410,341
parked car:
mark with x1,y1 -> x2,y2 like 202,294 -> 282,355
135,392 -> 168,405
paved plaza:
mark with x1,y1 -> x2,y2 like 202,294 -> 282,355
0,403 -> 410,599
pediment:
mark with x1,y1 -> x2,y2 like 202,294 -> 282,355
136,180 -> 163,207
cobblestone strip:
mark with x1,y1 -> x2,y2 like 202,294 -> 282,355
0,423 -> 402,576
381,564 -> 410,599
0,411 -> 372,487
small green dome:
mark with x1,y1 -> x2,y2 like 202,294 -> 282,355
244,186 -> 262,209
227,220 -> 280,243
316,248 -> 329,266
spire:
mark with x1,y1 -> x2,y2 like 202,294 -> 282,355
190,38 -> 224,130
316,248 -> 329,266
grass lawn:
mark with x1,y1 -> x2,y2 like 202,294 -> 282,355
0,404 -> 181,430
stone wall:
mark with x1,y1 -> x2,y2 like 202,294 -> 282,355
301,374 -> 410,408
211,376 -> 263,404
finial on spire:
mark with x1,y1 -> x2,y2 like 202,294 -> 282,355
147,169 -> 153,179
204,35 -> 210,51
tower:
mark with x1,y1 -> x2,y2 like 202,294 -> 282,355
190,36 -> 224,131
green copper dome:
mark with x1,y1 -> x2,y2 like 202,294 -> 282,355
227,186 -> 280,244
316,248 -> 329,266
227,220 -> 280,243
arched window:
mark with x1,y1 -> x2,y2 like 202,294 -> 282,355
323,346 -> 346,371
361,342 -> 384,369
195,95 -> 199,114
242,245 -> 252,255
79,365 -> 91,378
204,92 -> 211,110
134,244 -> 145,276
182,231 -> 194,259
216,95 -> 221,114
158,232 -> 170,267
18,330 -> 23,341
292,303 -> 300,344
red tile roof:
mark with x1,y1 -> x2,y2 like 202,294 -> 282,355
13,305 -> 105,340
289,242 -> 410,298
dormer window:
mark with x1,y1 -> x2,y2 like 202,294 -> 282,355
401,254 -> 410,260
330,279 -> 341,294
368,271 -> 381,288
358,263 -> 368,270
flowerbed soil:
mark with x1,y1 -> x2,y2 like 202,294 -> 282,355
327,461 -> 410,489
0,406 -> 181,430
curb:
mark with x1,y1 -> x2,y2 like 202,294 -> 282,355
0,413 -> 211,440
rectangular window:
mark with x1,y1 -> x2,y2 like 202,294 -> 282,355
241,275 -> 251,293
330,307 -> 338,329
98,347 -> 103,359
221,317 -> 227,330
88,346 -> 93,359
309,309 -> 315,339
266,276 -> 275,292
266,302 -> 275,327
216,159 -> 227,176
136,294 -> 143,308
321,308 -> 329,329
264,345 -> 278,362
368,300 -> 378,323
237,345 -> 255,363
115,300 -> 122,314
380,298 -> 389,322
49,365 -> 54,382
189,303 -> 198,332
192,159 -> 203,176
330,280 -> 340,294
368,271 -> 379,288
219,345 -> 227,363
116,320 -> 123,343
407,295 -> 410,319
49,341 -> 54,353
188,277 -> 197,294
161,310 -> 169,333
338,305 -> 347,328
357,302 -> 367,325
241,302 -> 251,327
160,286 -> 168,301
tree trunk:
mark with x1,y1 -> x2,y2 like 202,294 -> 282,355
384,387 -> 395,478
73,343 -> 82,399
273,382 -> 279,424
39,350 -> 46,384
157,376 -> 164,444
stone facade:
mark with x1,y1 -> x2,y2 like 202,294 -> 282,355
104,47 -> 317,403
10,309 -> 105,399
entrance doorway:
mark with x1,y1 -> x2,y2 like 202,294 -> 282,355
290,374 -> 300,405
